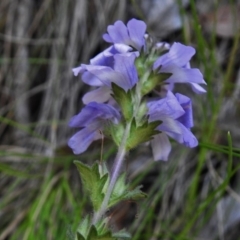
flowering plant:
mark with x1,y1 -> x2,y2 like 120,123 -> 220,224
68,19 -> 206,239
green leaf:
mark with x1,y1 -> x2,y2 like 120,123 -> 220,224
135,101 -> 148,124
109,173 -> 127,207
75,220 -> 131,240
141,72 -> 172,96
109,173 -> 147,208
97,232 -> 116,240
112,173 -> 127,197
77,215 -> 91,239
77,232 -> 86,240
108,122 -> 125,147
123,185 -> 147,201
66,226 -> 75,240
126,119 -> 161,150
109,184 -> 147,208
87,226 -> 116,240
113,229 -> 131,239
87,226 -> 98,239
111,82 -> 133,120
95,219 -> 108,236
74,161 -> 109,211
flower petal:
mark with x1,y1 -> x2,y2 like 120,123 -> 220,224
84,65 -> 131,91
89,45 -> 131,66
154,42 -> 195,69
147,91 -> 185,120
68,128 -> 101,154
151,133 -> 171,161
155,42 -> 171,50
161,65 -> 206,85
72,66 -> 84,76
103,21 -> 130,44
102,33 -> 112,42
157,118 -> 183,135
160,120 -> 198,148
189,82 -> 206,94
90,46 -> 115,67
82,71 -> 103,86
127,18 -> 146,50
113,43 -> 133,53
175,93 -> 193,128
82,86 -> 112,104
69,102 -> 120,128
69,107 -> 100,128
102,19 -> 147,51
113,54 -> 138,88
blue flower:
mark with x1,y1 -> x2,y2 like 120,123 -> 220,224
77,53 -> 138,105
83,53 -> 138,91
147,91 -> 198,161
68,102 -> 120,154
153,42 -> 206,94
103,18 -> 147,51
73,43 -> 139,104
73,44 -> 133,83
68,19 -> 206,160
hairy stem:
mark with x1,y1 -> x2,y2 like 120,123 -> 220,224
92,121 -> 131,225
92,71 -> 143,225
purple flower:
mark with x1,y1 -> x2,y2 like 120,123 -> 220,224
73,44 -> 132,87
103,18 -> 147,51
153,42 -> 206,94
68,19 -> 206,159
76,53 -> 138,105
68,102 -> 120,154
83,53 -> 138,91
147,91 -> 198,161
73,42 -> 138,104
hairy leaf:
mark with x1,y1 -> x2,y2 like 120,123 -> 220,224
74,161 -> 109,211
111,82 -> 133,120
126,119 -> 161,149
109,173 -> 147,208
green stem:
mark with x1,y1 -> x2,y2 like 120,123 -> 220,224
92,68 -> 144,225
92,121 -> 131,225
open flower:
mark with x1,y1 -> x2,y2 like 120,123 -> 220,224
83,53 -> 138,91
68,102 -> 120,154
153,42 -> 206,94
103,18 -> 147,51
73,44 -> 133,84
72,37 -> 139,104
78,53 -> 138,104
69,19 -> 206,162
147,91 -> 198,161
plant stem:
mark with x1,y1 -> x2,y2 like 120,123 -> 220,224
92,72 -> 143,225
92,122 -> 131,225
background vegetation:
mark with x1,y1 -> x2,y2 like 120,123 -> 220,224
1,0 -> 240,239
